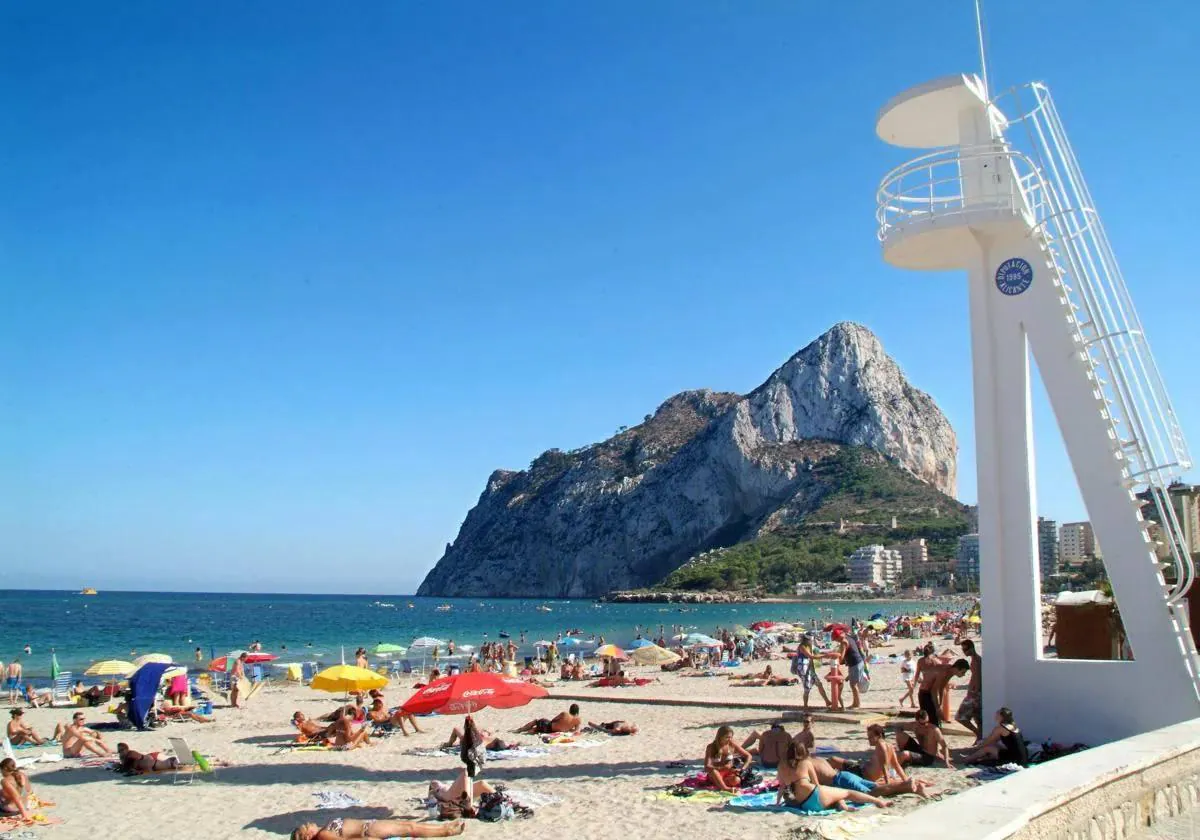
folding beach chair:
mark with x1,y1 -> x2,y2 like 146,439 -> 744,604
51,671 -> 73,706
168,736 -> 214,785
301,662 -> 317,684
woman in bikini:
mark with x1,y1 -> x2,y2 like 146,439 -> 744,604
0,758 -> 33,822
704,725 -> 752,791
290,818 -> 465,839
963,707 -> 1030,766
776,742 -> 890,813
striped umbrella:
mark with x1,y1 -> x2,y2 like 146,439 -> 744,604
133,653 -> 173,667
84,660 -> 136,677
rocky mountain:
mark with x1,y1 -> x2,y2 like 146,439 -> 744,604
417,322 -> 958,598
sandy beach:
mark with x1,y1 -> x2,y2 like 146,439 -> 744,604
10,642 -> 985,840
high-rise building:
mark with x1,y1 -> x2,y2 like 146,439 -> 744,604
1136,483 -> 1200,559
847,544 -> 903,588
1060,521 -> 1100,565
1038,517 -> 1059,578
956,533 -> 980,586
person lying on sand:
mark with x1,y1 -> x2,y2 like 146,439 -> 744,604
291,817 -> 464,839
22,684 -> 52,708
442,726 -> 519,751
776,742 -> 891,812
741,721 -> 791,769
116,743 -> 178,775
585,720 -> 638,736
55,712 -> 112,757
815,725 -> 931,798
6,710 -> 45,746
159,704 -> 214,723
292,712 -> 332,741
730,664 -> 776,681
732,675 -> 798,687
0,758 -> 34,822
515,703 -> 581,735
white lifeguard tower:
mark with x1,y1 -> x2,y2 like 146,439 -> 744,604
875,69 -> 1200,742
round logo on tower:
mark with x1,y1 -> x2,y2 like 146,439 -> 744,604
995,257 -> 1033,296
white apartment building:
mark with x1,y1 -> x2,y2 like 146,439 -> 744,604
1060,521 -> 1100,564
848,544 -> 903,588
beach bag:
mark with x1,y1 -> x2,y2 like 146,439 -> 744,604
477,792 -> 516,822
737,765 -> 762,788
438,793 -> 476,820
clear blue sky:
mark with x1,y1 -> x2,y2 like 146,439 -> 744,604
2,1 -> 1197,593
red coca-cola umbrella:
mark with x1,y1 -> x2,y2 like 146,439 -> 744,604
400,672 -> 548,716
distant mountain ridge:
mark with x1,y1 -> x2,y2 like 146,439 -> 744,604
418,322 -> 959,598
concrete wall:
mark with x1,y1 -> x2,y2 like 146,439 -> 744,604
860,718 -> 1200,840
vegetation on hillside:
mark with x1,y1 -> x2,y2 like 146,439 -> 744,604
658,446 -> 970,593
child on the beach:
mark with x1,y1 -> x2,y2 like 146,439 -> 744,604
899,650 -> 917,708
824,662 -> 845,710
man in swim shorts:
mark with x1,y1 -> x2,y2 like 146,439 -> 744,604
916,659 -> 969,727
896,711 -> 953,769
515,703 -> 581,735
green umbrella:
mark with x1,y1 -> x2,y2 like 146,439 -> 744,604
50,652 -> 60,681
373,643 -> 407,655
732,625 -> 757,638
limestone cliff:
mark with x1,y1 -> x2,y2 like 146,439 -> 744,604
417,322 -> 958,598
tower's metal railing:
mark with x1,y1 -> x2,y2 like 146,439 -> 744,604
876,82 -> 1195,604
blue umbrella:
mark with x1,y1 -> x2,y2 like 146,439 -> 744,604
129,662 -> 173,730
627,638 -> 655,649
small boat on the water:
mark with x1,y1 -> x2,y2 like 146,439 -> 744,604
536,605 -> 553,612
80,587 -> 98,596
498,632 -> 510,638
436,604 -> 452,612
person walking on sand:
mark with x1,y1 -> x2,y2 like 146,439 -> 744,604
792,634 -> 831,709
898,650 -> 917,708
833,629 -> 865,709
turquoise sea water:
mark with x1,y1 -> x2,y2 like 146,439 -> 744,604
0,590 -> 963,679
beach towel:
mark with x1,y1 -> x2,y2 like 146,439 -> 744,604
726,792 -> 864,816
540,736 -> 605,748
409,746 -> 550,761
969,762 -> 1023,781
312,790 -> 364,809
650,789 -> 733,805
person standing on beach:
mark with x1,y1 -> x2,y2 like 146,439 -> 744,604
834,630 -> 865,710
230,653 -> 248,709
955,640 -> 983,740
5,659 -> 21,705
917,659 -> 969,727
792,635 -> 831,709
194,647 -> 203,663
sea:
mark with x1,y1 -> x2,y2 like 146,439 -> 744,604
0,590 -> 964,680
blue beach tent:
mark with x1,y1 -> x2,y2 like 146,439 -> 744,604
129,662 -> 172,731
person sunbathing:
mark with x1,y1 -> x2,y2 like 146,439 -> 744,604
515,703 -> 581,735
962,707 -> 1029,766
159,704 -> 214,723
0,758 -> 33,822
730,664 -> 775,681
428,767 -> 495,814
732,675 -> 798,687
704,725 -> 752,791
290,818 -> 465,839
116,743 -> 178,774
55,712 -> 113,757
741,721 -> 791,769
329,708 -> 371,749
895,711 -> 953,768
6,709 -> 45,746
22,684 -> 52,708
776,742 -> 891,812
73,682 -> 105,707
813,725 -> 931,798
292,712 -> 332,741
441,726 -> 519,751
585,720 -> 638,736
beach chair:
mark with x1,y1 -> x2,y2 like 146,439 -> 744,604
168,736 -> 213,785
400,660 -> 414,675
51,672 -> 73,706
301,662 -> 317,684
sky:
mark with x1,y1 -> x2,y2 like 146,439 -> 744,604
2,1 -> 1197,593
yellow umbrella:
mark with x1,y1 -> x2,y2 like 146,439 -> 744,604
967,615 -> 982,624
84,660 -> 136,677
310,664 -> 388,693
913,615 -> 936,623
594,644 -> 628,660
134,653 -> 173,667
629,644 -> 681,666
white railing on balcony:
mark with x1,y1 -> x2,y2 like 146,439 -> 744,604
876,82 -> 1195,603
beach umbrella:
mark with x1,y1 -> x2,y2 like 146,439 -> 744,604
533,640 -> 554,647
967,615 -> 982,624
594,644 -> 628,660
749,621 -> 776,631
823,623 -> 849,634
629,644 -> 680,666
161,666 -> 187,681
914,615 -> 936,623
627,638 -> 655,649
409,637 -> 444,649
50,653 -> 61,681
866,620 -> 888,631
870,613 -> 884,621
133,653 -> 173,667
770,622 -> 795,631
680,633 -> 719,646
400,672 -> 547,716
85,660 -> 136,678
310,664 -> 388,694
731,626 -> 756,638
374,643 -> 407,655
